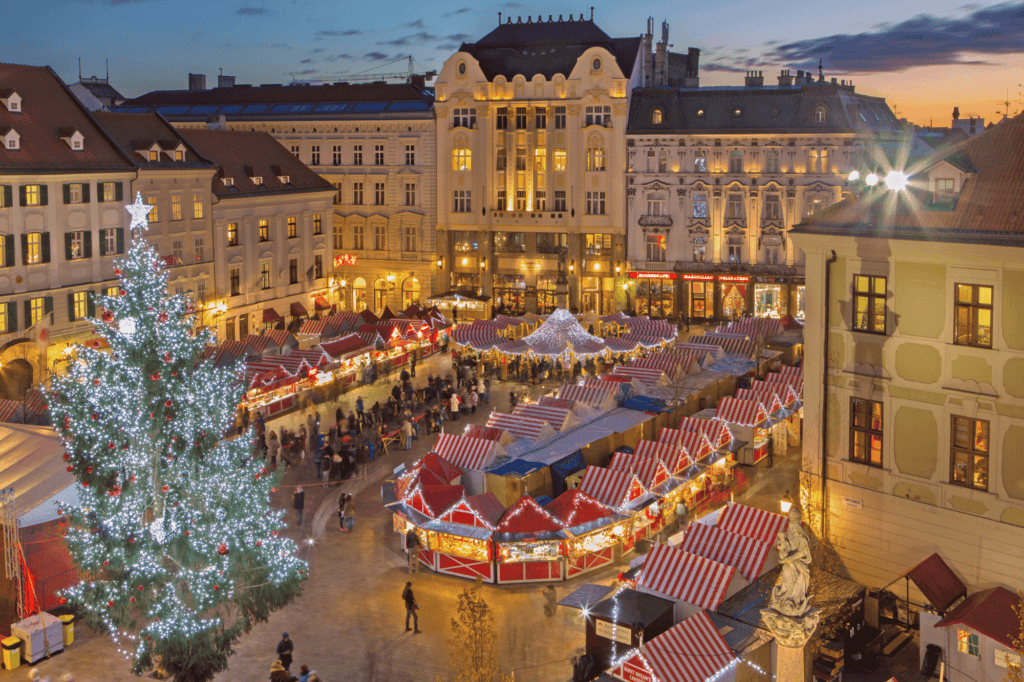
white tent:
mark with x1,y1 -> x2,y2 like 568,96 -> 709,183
0,423 -> 74,527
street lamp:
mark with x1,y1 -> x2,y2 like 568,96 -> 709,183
780,490 -> 794,514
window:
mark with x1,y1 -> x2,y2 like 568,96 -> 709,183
404,225 -> 417,252
260,263 -> 271,290
647,194 -> 667,216
496,107 -> 508,130
814,105 -> 827,123
453,108 -> 476,128
230,268 -> 241,296
373,223 -> 386,251
554,191 -> 566,212
353,144 -> 362,165
67,231 -> 86,260
196,280 -> 207,303
853,275 -> 887,333
808,148 -> 829,173
291,145 -> 300,157
957,630 -> 980,658
227,222 -> 238,246
29,297 -> 46,326
494,232 -> 526,253
765,194 -> 781,220
191,192 -> 203,219
453,231 -> 478,252
729,150 -> 744,174
764,150 -> 780,174
586,147 -> 606,171
313,213 -> 322,235
24,184 -> 41,206
171,239 -> 183,264
693,193 -> 708,219
951,416 -> 990,490
515,189 -> 527,211
258,218 -> 269,242
353,182 -> 363,205
726,193 -> 744,219
224,177 -> 234,187
453,190 -> 472,213
935,178 -> 955,203
515,148 -> 527,172
646,234 -> 666,262
693,151 -> 707,173
516,107 -> 528,130
652,108 -> 663,124
554,106 -> 566,129
194,237 -> 204,262
585,234 -> 612,255
104,285 -> 119,298
398,182 -> 415,208
71,291 -> 88,321
171,194 -> 182,221
311,145 -> 320,165
332,145 -> 342,165
102,228 -> 117,255
850,398 -> 883,466
535,107 -> 547,129
101,182 -> 116,202
287,216 -> 297,238
495,148 -> 507,171
693,244 -> 705,262
453,147 -> 472,171
554,149 -> 567,172
146,195 -> 158,221
374,182 -> 385,206
289,258 -> 298,284
659,150 -> 667,173
352,223 -> 364,250
728,244 -> 742,263
535,191 -> 546,211
405,144 -> 415,166
333,222 -> 344,250
536,233 -> 567,254
24,232 -> 42,264
67,183 -> 83,204
374,144 -> 384,165
585,105 -> 611,127
765,246 -> 780,264
586,191 -> 606,215
955,284 -> 993,347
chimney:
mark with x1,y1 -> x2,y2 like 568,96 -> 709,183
643,17 -> 654,87
409,74 -> 425,88
952,106 -> 960,122
188,73 -> 207,91
683,47 -> 700,88
744,70 -> 764,87
217,74 -> 236,88
654,21 -> 669,86
805,72 -> 814,84
777,69 -> 794,86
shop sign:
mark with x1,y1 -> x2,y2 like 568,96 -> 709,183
842,495 -> 863,510
618,660 -> 653,682
629,272 -> 678,280
596,619 -> 633,645
308,289 -> 329,300
333,254 -> 358,267
718,274 -> 751,283
681,273 -> 714,281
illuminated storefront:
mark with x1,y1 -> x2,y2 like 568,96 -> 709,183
719,275 -> 750,318
755,284 -> 783,317
492,274 -> 527,314
629,272 -> 677,319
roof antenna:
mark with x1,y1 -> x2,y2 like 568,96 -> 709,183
818,59 -> 823,82
78,57 -> 82,81
498,11 -> 502,24
105,58 -> 109,82
591,6 -> 594,20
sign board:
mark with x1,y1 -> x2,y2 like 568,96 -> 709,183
630,272 -> 677,280
333,254 -> 358,268
682,273 -> 715,281
842,495 -> 863,510
718,274 -> 751,283
617,660 -> 653,682
595,619 -> 633,645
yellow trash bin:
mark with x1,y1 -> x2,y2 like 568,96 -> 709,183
2,636 -> 20,670
59,614 -> 75,646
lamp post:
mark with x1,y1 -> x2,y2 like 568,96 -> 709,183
781,490 -> 794,514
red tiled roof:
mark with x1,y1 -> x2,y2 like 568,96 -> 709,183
91,112 -> 215,170
0,63 -> 134,172
124,81 -> 432,107
937,587 -> 1020,649
903,553 -> 966,612
177,128 -> 333,198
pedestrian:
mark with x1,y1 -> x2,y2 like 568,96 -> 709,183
403,581 -> 420,633
401,418 -> 414,450
338,492 -> 347,531
267,431 -> 280,469
411,352 -> 417,377
509,389 -> 518,409
276,633 -> 294,672
356,396 -> 365,425
269,660 -> 291,682
298,664 -> 312,682
330,450 -> 343,486
342,493 -> 355,531
766,438 -> 775,468
543,584 -> 558,616
470,390 -> 478,414
292,486 -> 305,527
406,527 -> 420,573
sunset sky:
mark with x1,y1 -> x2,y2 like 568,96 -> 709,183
4,0 -> 1022,126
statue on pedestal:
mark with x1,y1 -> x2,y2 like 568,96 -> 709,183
761,507 -> 820,648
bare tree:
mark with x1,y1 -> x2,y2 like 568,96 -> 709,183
439,586 -> 514,682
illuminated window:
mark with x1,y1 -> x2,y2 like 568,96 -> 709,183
146,195 -> 158,222
258,219 -> 269,242
934,178 -> 955,203
808,148 -> 829,173
957,630 -> 980,658
174,150 -> 184,161
646,234 -> 666,262
652,109 -> 663,124
172,240 -> 183,264
850,398 -> 883,466
287,216 -> 297,238
67,183 -> 83,204
192,192 -> 203,219
25,232 -> 41,264
954,283 -> 993,348
853,275 -> 886,334
170,194 -> 182,221
453,231 -> 478,252
764,150 -> 780,174
29,297 -> 45,325
227,222 -> 238,247
951,416 -> 989,491
71,291 -> 88,321
554,149 -> 567,172
24,184 -> 41,206
101,182 -> 116,202
693,151 -> 707,173
693,193 -> 708,218
586,147 -> 606,171
494,232 -> 526,254
452,147 -> 472,171
585,234 -> 612,255
313,213 -> 322,235
260,263 -> 271,290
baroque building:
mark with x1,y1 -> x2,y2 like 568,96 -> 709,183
434,14 -> 645,314
626,63 -> 902,320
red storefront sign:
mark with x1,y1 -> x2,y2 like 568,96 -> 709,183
333,254 -> 358,267
681,273 -> 715,281
629,272 -> 678,280
718,274 -> 751,282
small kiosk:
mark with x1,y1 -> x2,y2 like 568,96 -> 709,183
714,398 -> 771,465
492,496 -> 566,583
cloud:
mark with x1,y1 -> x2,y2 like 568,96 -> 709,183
442,7 -> 471,17
318,29 -> 361,37
406,19 -> 425,28
378,31 -> 436,46
446,33 -> 472,41
237,6 -> 267,15
437,43 -> 461,52
295,69 -> 317,75
325,53 -> 355,62
502,2 -> 521,7
300,58 -> 313,64
309,48 -> 324,54
700,62 -> 749,73
764,2 -> 1024,73
364,52 -> 389,61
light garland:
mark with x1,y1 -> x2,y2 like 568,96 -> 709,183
51,194 -> 307,680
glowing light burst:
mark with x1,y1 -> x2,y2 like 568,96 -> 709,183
865,173 -> 879,186
884,170 -> 908,191
847,170 -> 860,182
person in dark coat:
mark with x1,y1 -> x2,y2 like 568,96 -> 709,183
276,633 -> 294,671
269,660 -> 292,682
292,486 -> 305,527
403,581 -> 420,633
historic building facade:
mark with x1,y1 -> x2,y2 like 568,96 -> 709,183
626,67 -> 903,320
433,15 -> 645,314
792,113 -> 1024,594
118,80 -> 437,314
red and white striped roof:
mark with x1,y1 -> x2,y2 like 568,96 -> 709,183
609,452 -> 671,489
736,387 -> 783,415
678,523 -> 774,583
777,365 -> 802,378
298,319 -> 327,338
451,322 -> 503,349
657,429 -> 712,464
537,396 -> 576,411
486,413 -> 552,442
678,417 -> 733,449
685,334 -> 754,357
623,316 -> 676,341
245,334 -> 277,355
720,317 -> 783,339
750,379 -> 799,407
634,440 -> 691,474
319,333 -> 371,360
432,433 -> 500,471
579,466 -> 645,509
558,384 -> 617,410
631,355 -> 684,378
675,343 -> 727,362
610,611 -> 734,682
611,365 -> 668,386
0,400 -> 20,423
512,403 -> 575,431
637,543 -> 736,609
717,503 -> 789,545
766,369 -> 803,398
715,397 -> 769,427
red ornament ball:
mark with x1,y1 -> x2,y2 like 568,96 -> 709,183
256,541 -> 262,547
93,378 -> 101,386
173,502 -> 179,508
213,585 -> 219,591
150,372 -> 161,381
119,289 -> 126,297
62,453 -> 69,461
113,268 -> 121,276
86,467 -> 92,473
217,543 -> 229,556
165,400 -> 172,408
184,530 -> 189,536
83,481 -> 90,487
271,487 -> 277,493
137,585 -> 144,591
261,467 -> 267,474
91,413 -> 98,420
150,412 -> 156,419
129,537 -> 135,543
164,352 -> 171,362
159,312 -> 168,323
272,530 -> 279,536
129,476 -> 136,482
59,597 -> 67,605
102,310 -> 114,323
254,473 -> 260,481
129,597 -> 135,603
92,340 -> 101,349
107,442 -> 114,449
107,600 -> 114,608
102,560 -> 109,566
166,414 -> 172,421
66,466 -> 72,473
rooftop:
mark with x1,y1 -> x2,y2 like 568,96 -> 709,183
937,586 -> 1021,649
91,111 -> 216,171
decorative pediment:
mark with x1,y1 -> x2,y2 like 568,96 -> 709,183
688,223 -> 709,234
811,183 -> 828,192
725,225 -> 746,234
641,181 -> 668,190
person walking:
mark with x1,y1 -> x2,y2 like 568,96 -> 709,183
267,431 -> 281,470
449,392 -> 461,422
401,418 -> 414,450
342,493 -> 355,531
356,396 -> 365,425
543,584 -> 558,616
298,664 -> 313,682
477,378 -> 486,406
403,581 -> 420,633
406,527 -> 420,574
276,633 -> 294,672
410,352 -> 417,377
338,492 -> 347,531
292,486 -> 305,527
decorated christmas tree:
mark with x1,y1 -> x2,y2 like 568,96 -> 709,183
48,194 -> 306,682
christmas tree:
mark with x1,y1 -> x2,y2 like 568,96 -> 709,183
48,194 -> 306,682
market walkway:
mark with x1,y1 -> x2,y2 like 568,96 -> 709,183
6,330 -> 806,682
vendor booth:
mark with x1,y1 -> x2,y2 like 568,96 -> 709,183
715,502 -> 788,545
676,522 -> 777,583
636,543 -> 746,620
492,496 -> 566,583
425,291 -> 492,321
557,384 -> 619,413
431,433 -> 506,493
608,611 -> 737,682
714,398 -> 771,465
634,440 -> 691,475
545,489 -> 625,578
430,493 -> 504,582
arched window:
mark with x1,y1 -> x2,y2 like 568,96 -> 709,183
402,277 -> 421,309
374,278 -> 389,312
814,105 -> 827,123
352,277 -> 367,311
452,147 -> 471,171
652,108 -> 663,125
694,150 -> 707,173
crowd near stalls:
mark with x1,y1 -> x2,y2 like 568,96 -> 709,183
382,308 -> 803,586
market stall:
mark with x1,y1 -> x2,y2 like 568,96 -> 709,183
557,384 -> 619,413
395,484 -> 466,571
578,466 -> 650,551
492,496 -> 566,583
512,403 -> 579,431
736,386 -> 790,453
636,542 -> 745,619
715,502 -> 788,546
749,378 -> 802,446
317,333 -> 373,389
676,522 -> 776,583
608,611 -> 737,682
431,433 -> 506,493
634,440 -> 692,475
679,416 -> 734,452
425,291 -> 492,321
610,365 -> 670,386
544,489 -> 626,578
714,397 -> 771,465
430,493 -> 505,582
486,412 -> 557,443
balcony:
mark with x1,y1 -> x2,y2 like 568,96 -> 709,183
490,210 -> 568,227
638,215 -> 673,227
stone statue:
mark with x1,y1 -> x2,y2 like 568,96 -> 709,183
761,507 -> 820,648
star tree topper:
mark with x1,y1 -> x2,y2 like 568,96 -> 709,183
126,192 -> 153,231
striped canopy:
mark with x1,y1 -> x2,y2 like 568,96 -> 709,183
678,417 -> 733,449
657,429 -> 713,464
608,452 -> 671,489
512,403 -> 575,431
715,397 -> 769,427
634,440 -> 691,474
623,316 -> 676,342
450,321 -> 503,350
687,334 -> 754,357
486,413 -> 554,442
736,387 -> 783,415
432,433 -> 501,471
631,355 -> 684,378
610,611 -> 734,682
578,466 -> 645,509
720,317 -> 783,339
678,522 -> 774,583
611,365 -> 669,386
557,384 -> 617,410
637,543 -> 736,609
298,319 -> 327,338
750,379 -> 799,407
717,502 -> 789,545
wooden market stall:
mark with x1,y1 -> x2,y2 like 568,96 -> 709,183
492,496 -> 566,584
545,489 -> 628,578
714,397 -> 771,465
428,493 -> 505,583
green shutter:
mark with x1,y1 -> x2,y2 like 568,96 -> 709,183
82,183 -> 90,203
1,186 -> 10,208
67,293 -> 75,322
114,182 -> 123,201
116,228 -> 124,254
3,237 -> 12,268
63,184 -> 71,205
41,232 -> 50,264
87,292 -> 95,318
64,233 -> 74,261
96,183 -> 104,203
44,297 -> 52,317
18,186 -> 26,206
20,234 -> 27,265
39,185 -> 47,206
23,301 -> 30,327
6,302 -> 15,332
83,232 -> 92,259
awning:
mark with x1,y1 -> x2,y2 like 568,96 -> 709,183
579,466 -> 644,509
263,307 -> 283,324
637,543 -> 736,609
290,301 -> 308,317
314,296 -> 331,310
716,502 -> 788,545
716,397 -> 770,427
557,583 -> 613,611
902,553 -> 966,612
677,523 -> 774,583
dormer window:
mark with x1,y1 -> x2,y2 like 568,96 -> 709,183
652,108 -> 663,125
149,150 -> 159,161
2,128 -> 20,151
277,175 -> 290,184
59,128 -> 84,151
175,150 -> 184,161
251,176 -> 263,186
934,178 -> 955,204
222,177 -> 234,187
0,91 -> 21,113
814,105 -> 828,123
